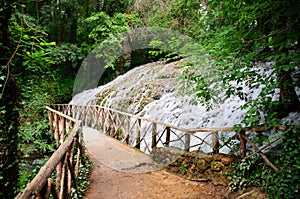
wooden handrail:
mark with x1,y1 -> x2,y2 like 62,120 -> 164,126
46,106 -> 77,123
55,104 -> 287,133
17,103 -> 293,198
16,122 -> 82,199
50,104 -> 288,171
19,103 -> 289,198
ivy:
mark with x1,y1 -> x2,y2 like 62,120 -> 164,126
230,126 -> 300,198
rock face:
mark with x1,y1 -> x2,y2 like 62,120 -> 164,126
96,61 -> 181,115
71,60 -> 300,153
71,60 -> 248,153
151,148 -> 237,186
71,60 -> 300,127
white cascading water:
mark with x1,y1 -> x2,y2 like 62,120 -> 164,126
71,60 -> 300,153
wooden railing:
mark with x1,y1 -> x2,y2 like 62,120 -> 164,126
52,104 -> 284,170
16,106 -> 85,199
17,103 -> 284,198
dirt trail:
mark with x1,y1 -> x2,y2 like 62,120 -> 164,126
84,157 -> 229,199
82,127 -> 267,199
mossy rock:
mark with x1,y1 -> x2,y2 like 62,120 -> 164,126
196,159 -> 208,172
211,171 -> 230,186
211,161 -> 224,171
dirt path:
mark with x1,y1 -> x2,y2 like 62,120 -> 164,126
82,127 -> 267,199
84,157 -> 229,199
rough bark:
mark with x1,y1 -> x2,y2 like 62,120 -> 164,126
0,1 -> 19,198
278,70 -> 300,117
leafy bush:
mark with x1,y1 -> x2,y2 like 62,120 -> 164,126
230,125 -> 300,198
264,125 -> 300,198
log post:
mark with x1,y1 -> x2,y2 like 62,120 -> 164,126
239,130 -> 246,158
107,111 -> 114,137
88,106 -> 93,126
62,117 -> 66,140
212,131 -> 219,154
113,113 -> 120,139
70,105 -> 74,120
241,133 -> 278,170
100,107 -> 105,132
152,123 -> 157,149
49,178 -> 59,199
184,132 -> 191,151
165,127 -> 171,147
75,144 -> 81,177
67,154 -> 72,197
54,113 -> 60,147
48,111 -> 54,134
94,106 -> 100,129
81,106 -> 86,125
135,119 -> 141,149
124,116 -> 130,144
59,156 -> 67,199
44,179 -> 51,199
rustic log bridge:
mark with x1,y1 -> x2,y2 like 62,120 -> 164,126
17,104 -> 288,198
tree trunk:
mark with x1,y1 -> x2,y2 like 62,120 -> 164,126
0,77 -> 19,199
0,2 -> 19,198
275,14 -> 300,117
278,70 -> 300,117
57,0 -> 62,44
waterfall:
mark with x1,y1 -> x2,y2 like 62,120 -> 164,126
71,60 -> 300,153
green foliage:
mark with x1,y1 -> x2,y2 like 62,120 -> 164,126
230,126 -> 300,198
179,165 -> 187,174
78,12 -> 141,71
83,12 -> 139,47
50,43 -> 84,69
0,1 -> 20,197
134,0 -> 203,38
264,125 -> 300,198
19,119 -> 55,155
7,12 -> 59,157
136,0 -> 300,127
134,2 -> 300,197
1,0 -> 134,196
71,153 -> 92,198
17,158 -> 48,192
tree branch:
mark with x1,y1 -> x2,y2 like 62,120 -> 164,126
1,9 -> 24,97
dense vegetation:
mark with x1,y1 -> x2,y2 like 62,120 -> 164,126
0,0 -> 299,198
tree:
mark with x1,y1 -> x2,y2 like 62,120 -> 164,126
0,1 -> 19,198
201,0 -> 300,125
134,0 -> 300,125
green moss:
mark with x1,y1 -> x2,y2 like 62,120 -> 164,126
211,161 -> 224,172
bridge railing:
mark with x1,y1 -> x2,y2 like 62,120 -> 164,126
16,106 -> 85,199
52,104 -> 284,170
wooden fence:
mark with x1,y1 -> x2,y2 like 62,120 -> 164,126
16,106 -> 85,199
52,104 -> 284,171
17,104 -> 285,198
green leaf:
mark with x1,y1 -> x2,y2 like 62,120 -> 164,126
23,34 -> 30,40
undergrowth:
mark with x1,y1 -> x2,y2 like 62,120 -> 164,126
230,125 -> 300,198
17,146 -> 92,198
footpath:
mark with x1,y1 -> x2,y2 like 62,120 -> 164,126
82,127 -> 266,199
